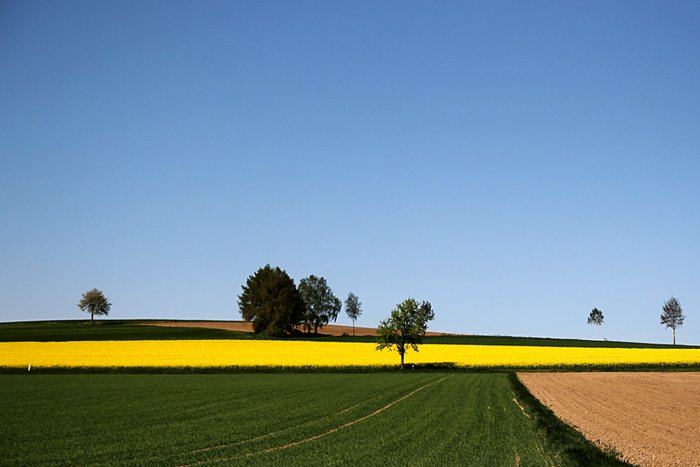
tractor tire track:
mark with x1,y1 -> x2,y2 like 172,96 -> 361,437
183,375 -> 451,466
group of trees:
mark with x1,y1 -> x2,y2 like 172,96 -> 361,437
72,267 -> 366,340
76,276 -> 688,350
237,265 -> 434,367
237,265 -> 363,337
586,296 -> 687,345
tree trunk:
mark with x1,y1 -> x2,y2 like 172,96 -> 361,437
673,327 -> 676,345
400,351 -> 404,370
314,323 -> 318,335
352,319 -> 355,337
91,311 -> 94,324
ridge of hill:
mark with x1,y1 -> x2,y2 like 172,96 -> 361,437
0,319 -> 694,348
142,320 -> 449,337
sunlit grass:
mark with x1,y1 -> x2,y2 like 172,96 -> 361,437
0,373 -> 599,466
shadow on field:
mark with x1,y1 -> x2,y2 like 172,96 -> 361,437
509,373 -> 631,467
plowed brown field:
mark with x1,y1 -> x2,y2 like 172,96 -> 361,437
145,320 -> 447,337
518,372 -> 700,467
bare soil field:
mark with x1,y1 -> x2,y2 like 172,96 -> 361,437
146,320 -> 448,337
518,372 -> 700,467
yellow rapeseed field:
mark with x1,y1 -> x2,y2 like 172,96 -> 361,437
1,340 -> 700,368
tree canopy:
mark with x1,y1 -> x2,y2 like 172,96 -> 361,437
376,298 -> 435,369
77,288 -> 111,324
344,292 -> 362,336
238,265 -> 304,337
587,308 -> 604,339
298,275 -> 341,334
660,297 -> 685,345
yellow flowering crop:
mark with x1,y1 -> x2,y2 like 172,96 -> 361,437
1,340 -> 700,369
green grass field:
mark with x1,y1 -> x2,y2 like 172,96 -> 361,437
1,320 -> 691,348
0,320 -> 250,342
0,373 -> 626,466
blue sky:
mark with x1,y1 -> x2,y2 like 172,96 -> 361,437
1,1 -> 698,344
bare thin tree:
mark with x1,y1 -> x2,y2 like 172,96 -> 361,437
344,292 -> 362,336
660,297 -> 685,345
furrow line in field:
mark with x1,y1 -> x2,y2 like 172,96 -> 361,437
183,375 -> 452,466
512,393 -> 530,418
184,392 -> 386,455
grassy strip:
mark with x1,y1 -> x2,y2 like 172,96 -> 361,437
0,320 -> 250,341
422,334 -> 696,348
508,372 -> 631,466
2,320 -> 695,348
3,362 -> 699,374
288,334 -> 694,348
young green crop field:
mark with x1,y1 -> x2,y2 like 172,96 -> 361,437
0,320 -> 250,342
0,373 -> 625,466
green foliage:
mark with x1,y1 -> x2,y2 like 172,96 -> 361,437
77,288 -> 111,323
0,373 -> 624,466
587,308 -> 604,338
377,298 -> 435,368
587,308 -> 604,326
661,296 -> 686,345
344,292 -> 362,336
297,275 -> 341,334
238,265 -> 304,337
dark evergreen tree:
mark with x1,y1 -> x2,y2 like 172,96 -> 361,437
238,265 -> 304,337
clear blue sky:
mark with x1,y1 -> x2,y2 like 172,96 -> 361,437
1,1 -> 699,344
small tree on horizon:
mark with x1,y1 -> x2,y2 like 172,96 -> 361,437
660,297 -> 685,345
77,288 -> 111,324
587,308 -> 604,339
377,298 -> 435,369
344,292 -> 362,336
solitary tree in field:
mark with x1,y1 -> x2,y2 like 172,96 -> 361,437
377,298 -> 435,369
660,297 -> 685,345
238,265 -> 304,337
78,288 -> 111,324
298,275 -> 342,334
344,292 -> 362,336
587,308 -> 604,339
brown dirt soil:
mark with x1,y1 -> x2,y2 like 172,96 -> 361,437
144,320 -> 448,337
518,372 -> 700,467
